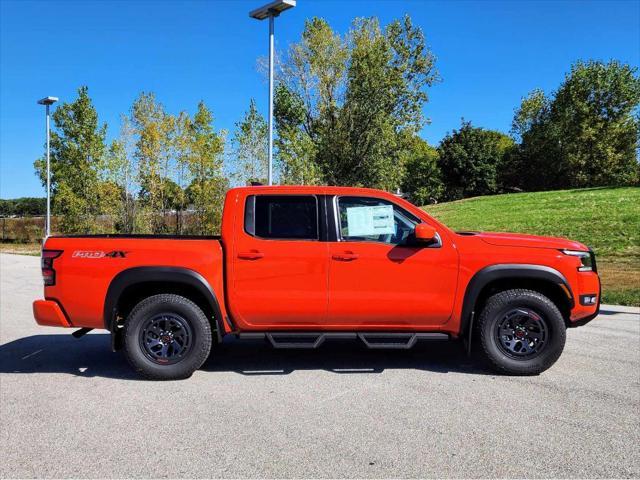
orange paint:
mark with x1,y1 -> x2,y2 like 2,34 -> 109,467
33,186 -> 600,336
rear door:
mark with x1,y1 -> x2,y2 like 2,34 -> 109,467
327,195 -> 458,328
229,194 -> 329,328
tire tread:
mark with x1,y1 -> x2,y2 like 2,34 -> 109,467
123,294 -> 212,380
477,288 -> 566,375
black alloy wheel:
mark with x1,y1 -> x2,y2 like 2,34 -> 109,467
495,308 -> 549,359
140,313 -> 193,365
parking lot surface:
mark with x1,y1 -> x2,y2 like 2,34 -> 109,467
1,253 -> 639,478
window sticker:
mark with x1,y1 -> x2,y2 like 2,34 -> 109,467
345,205 -> 395,236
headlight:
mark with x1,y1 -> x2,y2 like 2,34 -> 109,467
561,249 -> 593,272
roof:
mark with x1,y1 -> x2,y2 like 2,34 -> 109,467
227,185 -> 397,197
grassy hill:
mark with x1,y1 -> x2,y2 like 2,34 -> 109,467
424,187 -> 640,306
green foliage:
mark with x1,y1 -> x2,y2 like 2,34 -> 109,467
181,101 -> 226,235
101,95 -> 226,235
0,198 -> 45,217
438,121 -> 515,200
510,60 -> 640,190
130,92 -> 176,233
230,99 -> 268,185
602,288 -> 640,307
275,15 -> 438,190
274,85 -> 323,185
102,133 -> 137,233
401,137 -> 443,204
34,86 -> 107,233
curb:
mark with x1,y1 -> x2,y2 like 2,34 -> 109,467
600,304 -> 640,315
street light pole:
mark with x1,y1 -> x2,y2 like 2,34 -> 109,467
37,96 -> 58,238
249,0 -> 296,186
268,14 -> 274,186
46,104 -> 50,237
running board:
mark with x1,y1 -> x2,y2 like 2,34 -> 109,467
238,332 -> 449,349
358,332 -> 448,349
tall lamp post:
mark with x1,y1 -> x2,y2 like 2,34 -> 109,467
249,0 -> 296,186
37,96 -> 58,238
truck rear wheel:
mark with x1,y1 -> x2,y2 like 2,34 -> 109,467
476,289 -> 566,375
123,294 -> 212,380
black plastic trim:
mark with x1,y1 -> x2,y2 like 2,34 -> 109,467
579,294 -> 598,306
103,267 -> 224,339
325,195 -> 338,242
318,195 -> 330,242
460,264 -> 574,341
589,248 -> 598,273
238,331 -> 449,349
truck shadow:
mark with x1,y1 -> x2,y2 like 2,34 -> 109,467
0,333 -> 489,380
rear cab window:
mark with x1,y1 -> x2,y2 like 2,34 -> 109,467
245,195 -> 319,240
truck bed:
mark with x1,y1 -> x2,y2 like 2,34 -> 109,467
42,235 -> 225,330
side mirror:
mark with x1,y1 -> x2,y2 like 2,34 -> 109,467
414,223 -> 437,242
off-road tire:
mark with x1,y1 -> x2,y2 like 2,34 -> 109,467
123,294 -> 212,380
477,289 -> 566,375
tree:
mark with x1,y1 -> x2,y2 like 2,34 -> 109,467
274,86 -> 323,185
502,89 -> 565,191
275,15 -> 438,190
401,137 -> 443,205
130,92 -> 176,233
34,86 -> 107,233
511,60 -> 640,190
102,117 -> 138,233
438,121 -> 515,200
230,99 -> 268,185
182,101 -> 226,235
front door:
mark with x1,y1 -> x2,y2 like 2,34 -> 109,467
229,194 -> 329,328
327,196 -> 458,328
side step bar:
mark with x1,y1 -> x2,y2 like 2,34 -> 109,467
238,332 -> 449,349
358,332 -> 448,349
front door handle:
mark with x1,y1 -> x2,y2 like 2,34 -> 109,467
237,251 -> 264,260
332,252 -> 359,261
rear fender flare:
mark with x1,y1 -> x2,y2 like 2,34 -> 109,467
103,267 -> 224,339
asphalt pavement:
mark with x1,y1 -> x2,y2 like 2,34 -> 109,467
1,253 -> 638,478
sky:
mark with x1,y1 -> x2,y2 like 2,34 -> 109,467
1,0 -> 639,199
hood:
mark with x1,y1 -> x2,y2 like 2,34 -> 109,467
459,231 -> 588,251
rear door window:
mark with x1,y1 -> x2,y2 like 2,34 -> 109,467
245,195 -> 319,240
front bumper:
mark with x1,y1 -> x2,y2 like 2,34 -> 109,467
568,273 -> 601,327
33,299 -> 71,328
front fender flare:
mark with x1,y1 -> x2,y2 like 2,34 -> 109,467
460,264 -> 573,346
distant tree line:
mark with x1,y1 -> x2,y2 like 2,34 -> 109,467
29,15 -> 639,236
0,198 -> 45,217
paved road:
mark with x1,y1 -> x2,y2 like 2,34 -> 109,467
1,253 -> 639,479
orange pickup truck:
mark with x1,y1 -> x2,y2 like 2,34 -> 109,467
33,185 -> 601,380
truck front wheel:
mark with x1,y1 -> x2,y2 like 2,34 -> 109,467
476,289 -> 566,375
123,294 -> 212,380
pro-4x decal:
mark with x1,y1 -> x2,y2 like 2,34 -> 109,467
72,250 -> 128,259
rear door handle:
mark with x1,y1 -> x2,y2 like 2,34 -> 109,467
237,251 -> 264,260
332,252 -> 359,261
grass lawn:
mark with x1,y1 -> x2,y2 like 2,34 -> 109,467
424,186 -> 640,306
0,242 -> 40,256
